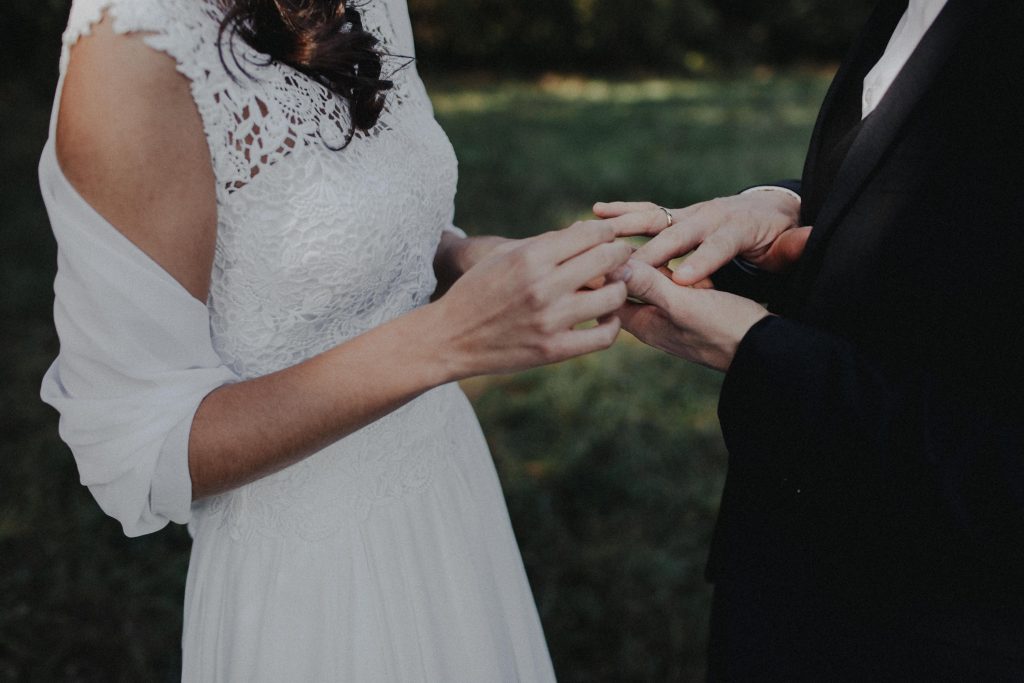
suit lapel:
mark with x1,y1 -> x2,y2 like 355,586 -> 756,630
800,0 -> 909,225
791,0 -> 991,304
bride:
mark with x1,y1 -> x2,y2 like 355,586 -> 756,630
40,0 -> 646,679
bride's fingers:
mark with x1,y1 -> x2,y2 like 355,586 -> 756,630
552,283 -> 629,328
593,201 -> 659,218
548,241 -> 632,293
533,220 -> 618,267
555,315 -> 622,356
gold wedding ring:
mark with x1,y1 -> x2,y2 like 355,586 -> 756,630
658,206 -> 674,228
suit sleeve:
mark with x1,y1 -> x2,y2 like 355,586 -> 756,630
718,315 -> 1024,552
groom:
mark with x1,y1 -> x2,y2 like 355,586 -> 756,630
600,0 -> 1024,679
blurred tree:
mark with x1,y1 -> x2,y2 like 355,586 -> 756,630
407,0 -> 876,73
0,0 -> 69,102
2,0 -> 877,80
712,0 -> 882,64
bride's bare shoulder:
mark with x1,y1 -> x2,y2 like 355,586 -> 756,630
56,12 -> 217,301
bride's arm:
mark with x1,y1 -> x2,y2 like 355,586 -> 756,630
59,19 -> 631,501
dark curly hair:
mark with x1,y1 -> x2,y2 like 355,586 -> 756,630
218,1 -> 395,147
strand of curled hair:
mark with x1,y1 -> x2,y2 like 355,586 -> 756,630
218,0 -> 409,148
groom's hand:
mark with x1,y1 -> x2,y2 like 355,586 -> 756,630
618,260 -> 770,372
594,191 -> 810,287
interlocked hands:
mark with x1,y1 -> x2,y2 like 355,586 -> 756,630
433,189 -> 811,376
591,190 -> 812,371
435,220 -> 637,379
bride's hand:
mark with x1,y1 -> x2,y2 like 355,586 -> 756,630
432,221 -> 632,378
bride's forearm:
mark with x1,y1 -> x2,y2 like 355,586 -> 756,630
187,303 -> 456,500
191,220 -> 633,500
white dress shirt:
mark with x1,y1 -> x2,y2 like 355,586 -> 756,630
862,0 -> 949,118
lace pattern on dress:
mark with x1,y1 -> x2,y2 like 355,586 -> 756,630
61,0 -> 463,543
201,384 -> 477,543
62,0 -> 426,198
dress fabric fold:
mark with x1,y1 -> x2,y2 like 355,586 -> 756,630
39,139 -> 238,537
38,0 -> 558,678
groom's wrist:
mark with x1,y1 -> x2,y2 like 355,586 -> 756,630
740,179 -> 802,200
732,183 -> 802,277
740,185 -> 802,205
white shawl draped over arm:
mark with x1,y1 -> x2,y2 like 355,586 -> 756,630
38,138 -> 238,537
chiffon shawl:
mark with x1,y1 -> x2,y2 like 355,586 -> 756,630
38,137 -> 237,537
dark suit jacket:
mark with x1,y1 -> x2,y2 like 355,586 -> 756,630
707,1 -> 1024,679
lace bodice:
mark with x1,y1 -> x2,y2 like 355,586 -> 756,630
57,0 -> 464,541
62,0 -> 459,380
48,14 -> 556,676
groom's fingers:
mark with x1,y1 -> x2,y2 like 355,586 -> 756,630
623,260 -> 679,311
632,199 -> 743,274
673,225 -> 813,283
632,225 -> 705,269
616,301 -> 654,331
668,231 -> 742,285
617,301 -> 672,342
593,201 -> 659,218
600,207 -> 679,238
535,220 -> 618,267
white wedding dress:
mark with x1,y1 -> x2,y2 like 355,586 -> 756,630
39,0 -> 557,680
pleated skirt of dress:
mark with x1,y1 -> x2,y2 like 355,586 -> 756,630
181,385 -> 556,682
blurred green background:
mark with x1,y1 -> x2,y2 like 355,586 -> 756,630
1,1 -> 872,680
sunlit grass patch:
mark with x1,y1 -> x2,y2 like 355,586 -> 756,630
427,73 -> 829,234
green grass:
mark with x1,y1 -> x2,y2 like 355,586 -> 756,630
429,72 -> 825,233
0,72 -> 830,681
426,72 -> 829,680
